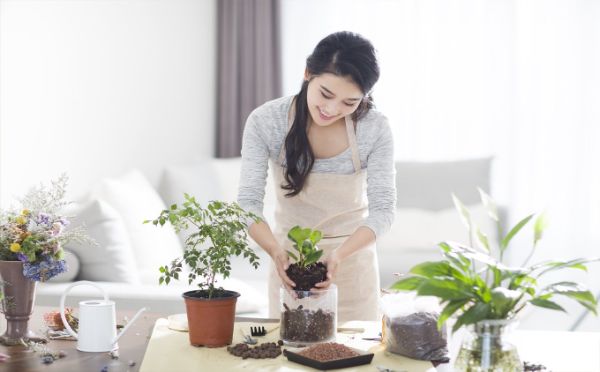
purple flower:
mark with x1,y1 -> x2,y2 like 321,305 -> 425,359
58,217 -> 70,227
22,255 -> 67,282
16,252 -> 28,262
36,213 -> 51,227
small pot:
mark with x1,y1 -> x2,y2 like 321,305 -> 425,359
182,289 -> 240,347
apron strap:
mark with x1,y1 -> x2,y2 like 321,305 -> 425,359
345,116 -> 362,174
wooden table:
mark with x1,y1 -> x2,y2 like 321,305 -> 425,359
6,307 -> 597,372
0,307 -> 445,372
0,306 -> 161,372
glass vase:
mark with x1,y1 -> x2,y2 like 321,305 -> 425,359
280,284 -> 337,347
454,319 -> 521,371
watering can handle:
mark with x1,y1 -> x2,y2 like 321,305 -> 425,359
59,280 -> 109,339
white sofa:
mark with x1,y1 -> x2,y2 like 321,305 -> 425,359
37,157 -> 493,317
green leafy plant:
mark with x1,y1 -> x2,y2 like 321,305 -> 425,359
286,225 -> 323,268
392,188 -> 599,332
145,195 -> 261,299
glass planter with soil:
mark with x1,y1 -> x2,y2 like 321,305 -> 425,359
280,284 -> 337,347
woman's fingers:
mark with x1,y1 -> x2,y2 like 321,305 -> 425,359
313,279 -> 331,289
275,252 -> 296,288
278,267 -> 296,288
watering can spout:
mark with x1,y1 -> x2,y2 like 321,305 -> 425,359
112,307 -> 147,346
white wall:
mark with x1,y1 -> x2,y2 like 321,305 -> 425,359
0,0 -> 217,206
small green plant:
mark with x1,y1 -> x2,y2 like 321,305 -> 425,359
145,195 -> 261,299
286,225 -> 323,268
392,188 -> 599,333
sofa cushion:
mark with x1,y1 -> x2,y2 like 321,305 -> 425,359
377,204 -> 497,287
37,277 -> 268,315
92,170 -> 183,285
158,158 -> 276,225
395,157 -> 492,211
64,199 -> 140,283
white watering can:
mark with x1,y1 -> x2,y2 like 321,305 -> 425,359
60,281 -> 146,352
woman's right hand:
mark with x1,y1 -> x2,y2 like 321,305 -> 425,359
271,248 -> 296,290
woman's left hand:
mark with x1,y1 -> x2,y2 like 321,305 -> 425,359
314,249 -> 342,290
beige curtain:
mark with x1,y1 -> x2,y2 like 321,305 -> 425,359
217,0 -> 282,158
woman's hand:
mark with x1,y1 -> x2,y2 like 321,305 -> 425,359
271,248 -> 296,290
314,249 -> 342,290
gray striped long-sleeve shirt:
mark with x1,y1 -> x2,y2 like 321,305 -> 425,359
237,95 -> 396,238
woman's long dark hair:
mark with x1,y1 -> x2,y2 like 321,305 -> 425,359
282,31 -> 380,197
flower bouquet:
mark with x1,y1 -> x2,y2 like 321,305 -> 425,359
0,174 -> 89,281
0,174 -> 90,345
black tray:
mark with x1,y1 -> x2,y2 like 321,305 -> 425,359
283,347 -> 374,370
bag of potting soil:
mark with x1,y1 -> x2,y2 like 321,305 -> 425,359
380,293 -> 449,362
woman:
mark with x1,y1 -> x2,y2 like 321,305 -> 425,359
237,31 -> 396,322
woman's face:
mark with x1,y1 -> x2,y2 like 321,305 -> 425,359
305,72 -> 364,127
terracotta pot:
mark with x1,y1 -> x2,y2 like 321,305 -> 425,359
182,289 -> 240,347
0,260 -> 44,345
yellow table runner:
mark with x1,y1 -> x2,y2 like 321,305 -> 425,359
140,319 -> 436,372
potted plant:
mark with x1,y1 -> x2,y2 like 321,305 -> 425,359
0,175 -> 90,345
392,189 -> 598,371
285,225 -> 326,290
280,225 -> 336,346
146,194 -> 260,347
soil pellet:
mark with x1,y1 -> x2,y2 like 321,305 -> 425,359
297,342 -> 359,362
281,307 -> 335,342
227,341 -> 283,359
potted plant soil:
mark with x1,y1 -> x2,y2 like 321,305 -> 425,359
146,195 -> 260,348
281,226 -> 336,346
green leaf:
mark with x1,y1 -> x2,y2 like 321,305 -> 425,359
478,187 -> 499,222
536,258 -> 597,277
476,227 -> 490,252
550,288 -> 598,315
304,250 -> 324,266
491,266 -> 502,287
541,281 -> 580,292
309,230 -> 322,244
438,298 -> 470,329
501,214 -> 534,251
301,240 -> 313,256
452,193 -> 472,232
530,298 -> 566,312
390,276 -> 425,291
490,287 -> 520,317
287,226 -> 303,244
533,212 -> 549,246
301,228 -> 312,241
409,261 -> 452,278
416,279 -> 473,301
453,302 -> 491,333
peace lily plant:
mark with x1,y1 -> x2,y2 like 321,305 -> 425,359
392,188 -> 598,333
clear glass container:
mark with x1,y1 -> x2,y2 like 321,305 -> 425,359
454,319 -> 522,371
279,284 -> 337,347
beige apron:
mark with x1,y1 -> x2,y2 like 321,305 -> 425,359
267,111 -> 381,323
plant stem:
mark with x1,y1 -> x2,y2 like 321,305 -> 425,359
520,242 -> 538,268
